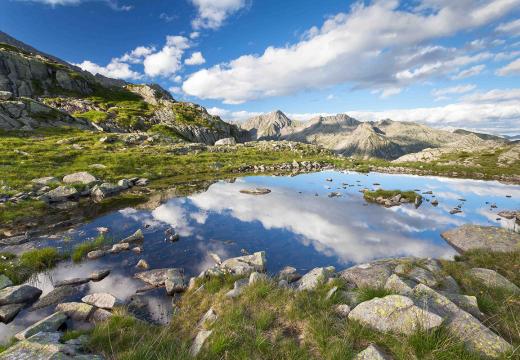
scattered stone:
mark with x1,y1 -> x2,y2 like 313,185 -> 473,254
0,303 -> 24,323
136,259 -> 149,269
120,229 -> 144,244
31,285 -> 79,310
56,302 -> 94,321
326,286 -> 338,300
407,267 -> 438,287
54,277 -> 91,288
497,210 -> 519,220
15,311 -> 68,340
117,178 -> 132,189
296,266 -> 335,291
0,284 -> 42,305
249,272 -> 268,285
91,182 -> 123,199
62,172 -> 97,185
135,178 -> 149,186
31,176 -> 59,187
219,251 -> 266,275
0,275 -> 13,291
90,308 -> 113,323
132,246 -> 143,254
348,295 -> 442,335
431,199 -> 439,206
190,330 -> 212,357
214,137 -> 236,145
278,279 -> 289,288
340,259 -> 398,288
87,250 -> 107,260
110,242 -> 130,253
90,269 -> 110,281
278,266 -> 301,283
82,293 -> 117,309
165,269 -> 187,295
135,268 -> 171,287
384,274 -> 416,295
441,225 -> 520,253
450,208 -> 462,215
41,185 -> 79,203
467,268 -> 520,293
239,188 -> 271,195
197,307 -> 218,329
354,344 -> 391,360
413,284 -> 512,358
334,304 -> 351,318
226,278 -> 249,298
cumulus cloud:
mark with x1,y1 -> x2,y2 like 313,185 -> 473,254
190,0 -> 247,30
183,0 -> 519,104
74,59 -> 142,80
143,36 -> 190,77
184,51 -> 206,65
496,58 -> 520,76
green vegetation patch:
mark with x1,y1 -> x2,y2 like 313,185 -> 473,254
363,189 -> 421,202
0,247 -> 63,284
71,234 -> 111,262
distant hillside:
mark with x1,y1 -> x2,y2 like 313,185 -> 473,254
0,32 -> 247,144
241,110 -> 510,160
453,129 -> 508,142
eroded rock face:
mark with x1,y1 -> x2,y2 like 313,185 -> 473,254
349,295 -> 442,335
441,225 -> 520,253
413,284 -> 512,358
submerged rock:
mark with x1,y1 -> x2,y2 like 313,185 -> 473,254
441,225 -> 520,253
31,285 -> 79,310
15,311 -> 68,340
348,294 -> 442,335
90,269 -> 110,281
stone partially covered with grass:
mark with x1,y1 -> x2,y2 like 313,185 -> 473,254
363,189 -> 422,207
0,247 -> 63,284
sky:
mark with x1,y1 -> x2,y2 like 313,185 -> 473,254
1,0 -> 520,134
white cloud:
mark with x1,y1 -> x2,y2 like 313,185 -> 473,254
190,0 -> 247,30
496,58 -> 520,76
118,46 -> 156,64
143,36 -> 190,78
168,86 -> 183,95
451,64 -> 485,79
494,50 -> 520,61
431,84 -> 476,100
207,107 -> 262,122
183,0 -> 519,104
496,19 -> 520,37
159,13 -> 177,22
21,0 -> 133,10
184,51 -> 206,65
74,59 -> 141,80
190,32 -> 200,39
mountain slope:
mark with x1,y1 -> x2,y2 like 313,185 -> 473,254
241,110 -> 294,140
0,33 -> 246,144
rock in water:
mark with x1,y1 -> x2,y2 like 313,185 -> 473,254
239,188 -> 271,195
165,269 -> 187,295
41,185 -> 79,203
348,295 -> 442,335
82,293 -> 117,309
15,311 -> 68,340
30,285 -> 79,310
413,284 -> 512,358
441,225 -> 520,253
219,251 -> 266,275
0,284 -> 42,305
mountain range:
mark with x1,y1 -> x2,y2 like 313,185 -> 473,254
240,110 -> 511,160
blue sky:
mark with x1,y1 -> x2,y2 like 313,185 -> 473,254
1,0 -> 520,134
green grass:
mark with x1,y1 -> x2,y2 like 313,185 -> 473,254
73,110 -> 108,123
363,189 -> 421,203
356,287 -> 396,303
0,247 -> 63,284
71,234 -> 110,262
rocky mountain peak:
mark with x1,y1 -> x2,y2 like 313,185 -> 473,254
241,110 -> 293,140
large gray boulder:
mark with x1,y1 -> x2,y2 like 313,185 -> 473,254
467,268 -> 520,293
82,293 -> 117,309
219,251 -> 266,275
441,225 -> 520,253
90,182 -> 124,199
214,137 -> 236,146
62,171 -> 97,185
15,311 -> 68,340
413,284 -> 512,358
0,284 -> 42,305
30,285 -> 79,310
41,185 -> 79,203
0,303 -> 24,323
165,269 -> 187,295
340,259 -> 399,288
348,295 -> 442,335
295,266 -> 335,291
56,302 -> 94,321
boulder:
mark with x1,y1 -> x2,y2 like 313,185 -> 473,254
90,308 -> 113,323
0,274 -> 13,291
348,295 -> 442,335
15,311 -> 68,340
442,293 -> 484,320
249,272 -> 268,285
62,172 -> 97,185
91,182 -> 123,199
0,303 -> 24,323
135,268 -> 172,287
87,250 -> 107,260
225,278 -> 249,298
110,242 -> 130,253
214,137 -> 236,146
354,344 -> 392,360
0,90 -> 13,100
296,266 -> 335,291
81,293 -> 117,309
136,259 -> 149,269
190,330 -> 212,357
384,274 -> 416,295
219,251 -> 266,275
54,277 -> 91,288
277,266 -> 302,283
117,178 -> 132,189
340,259 -> 398,288
41,185 -> 79,203
0,284 -> 42,305
334,304 -> 351,318
441,225 -> 520,253
406,267 -> 438,287
165,269 -> 187,295
467,268 -> 520,293
413,284 -> 512,358
90,269 -> 110,281
56,302 -> 94,321
31,285 -> 79,310
197,307 -> 218,329
31,176 -> 59,187
120,229 -> 144,244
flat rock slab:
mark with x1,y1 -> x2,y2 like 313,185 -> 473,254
296,266 -> 335,291
54,277 -> 91,287
31,285 -> 79,310
348,295 -> 442,335
468,268 -> 520,293
0,303 -> 24,323
0,284 -> 42,306
413,284 -> 512,358
441,225 -> 520,253
135,268 -> 172,287
340,259 -> 400,288
82,293 -> 117,309
15,311 -> 68,340
56,302 -> 94,321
